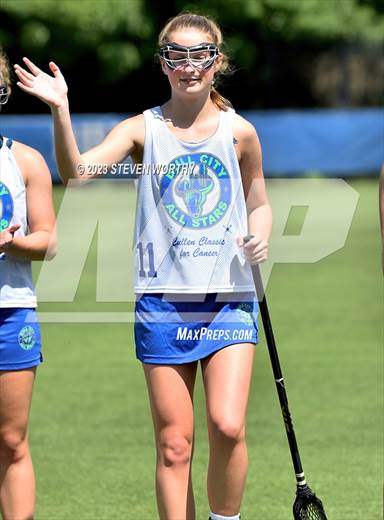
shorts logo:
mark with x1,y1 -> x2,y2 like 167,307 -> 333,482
160,153 -> 231,229
236,303 -> 254,326
18,326 -> 36,351
0,181 -> 14,231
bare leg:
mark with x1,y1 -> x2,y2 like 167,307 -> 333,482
0,368 -> 36,520
143,362 -> 198,520
201,344 -> 255,516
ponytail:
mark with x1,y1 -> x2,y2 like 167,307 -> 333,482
210,86 -> 232,111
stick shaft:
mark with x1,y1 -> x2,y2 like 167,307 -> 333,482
251,262 -> 306,484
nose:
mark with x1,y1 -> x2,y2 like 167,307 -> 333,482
179,60 -> 197,72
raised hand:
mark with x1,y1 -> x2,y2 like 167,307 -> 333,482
14,57 -> 68,109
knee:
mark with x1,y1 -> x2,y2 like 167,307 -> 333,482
158,429 -> 193,468
0,429 -> 28,464
210,416 -> 245,444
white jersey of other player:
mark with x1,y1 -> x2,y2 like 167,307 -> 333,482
0,137 -> 36,308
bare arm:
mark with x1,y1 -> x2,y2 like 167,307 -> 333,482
51,105 -> 143,184
14,58 -> 143,185
0,142 -> 57,261
235,115 -> 272,263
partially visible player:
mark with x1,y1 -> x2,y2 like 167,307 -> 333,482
14,12 -> 272,520
380,164 -> 384,273
0,48 -> 56,520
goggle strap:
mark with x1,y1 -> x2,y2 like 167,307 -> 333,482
160,42 -> 218,54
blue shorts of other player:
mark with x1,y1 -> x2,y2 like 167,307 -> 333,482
0,308 -> 42,370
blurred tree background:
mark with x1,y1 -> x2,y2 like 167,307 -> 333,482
0,0 -> 383,113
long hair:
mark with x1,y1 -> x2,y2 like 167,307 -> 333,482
0,47 -> 12,95
158,13 -> 233,111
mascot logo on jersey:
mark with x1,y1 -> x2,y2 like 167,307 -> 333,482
160,153 -> 231,229
0,181 -> 13,232
175,163 -> 214,218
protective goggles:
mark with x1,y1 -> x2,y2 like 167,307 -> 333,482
0,85 -> 10,105
159,43 -> 219,70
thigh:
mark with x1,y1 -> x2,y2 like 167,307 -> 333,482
0,369 -> 36,434
143,363 -> 198,439
201,344 -> 255,428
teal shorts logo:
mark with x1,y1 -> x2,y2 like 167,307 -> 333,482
160,152 -> 231,229
18,326 -> 36,350
236,303 -> 254,326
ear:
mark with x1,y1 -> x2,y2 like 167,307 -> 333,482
160,58 -> 170,77
213,53 -> 223,75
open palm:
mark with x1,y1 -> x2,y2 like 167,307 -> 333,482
14,57 -> 68,109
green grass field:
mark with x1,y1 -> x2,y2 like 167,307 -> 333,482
30,178 -> 382,520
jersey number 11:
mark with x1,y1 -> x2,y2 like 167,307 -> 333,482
137,241 -> 157,278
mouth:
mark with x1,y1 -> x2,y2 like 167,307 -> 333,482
180,76 -> 201,83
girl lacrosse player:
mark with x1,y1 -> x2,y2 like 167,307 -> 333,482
15,12 -> 272,520
0,48 -> 56,520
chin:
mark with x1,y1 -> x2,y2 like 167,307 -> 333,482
176,83 -> 209,95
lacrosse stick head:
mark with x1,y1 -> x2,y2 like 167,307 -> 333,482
293,485 -> 328,520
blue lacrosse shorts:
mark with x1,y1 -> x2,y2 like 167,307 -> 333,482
0,308 -> 43,370
134,292 -> 258,365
